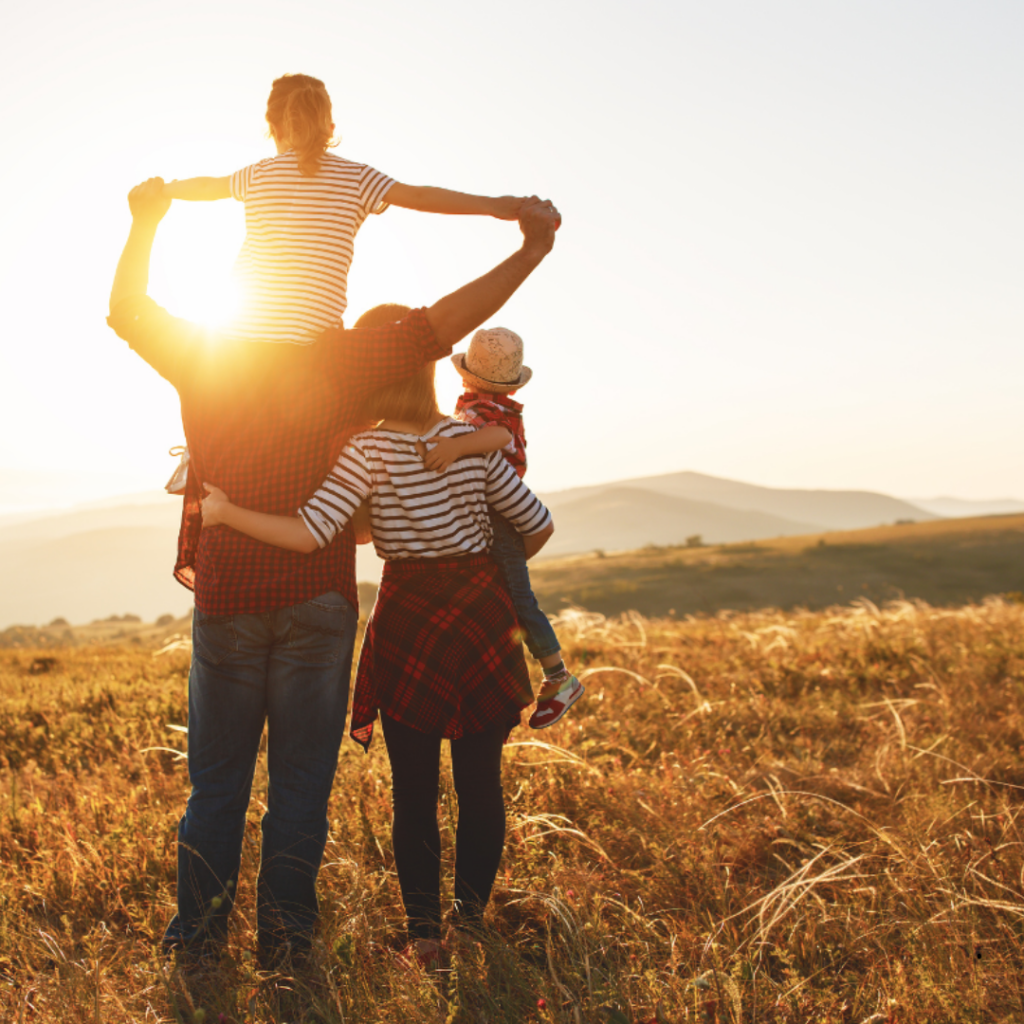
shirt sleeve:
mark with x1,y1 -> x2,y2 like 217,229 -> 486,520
229,162 -> 259,202
484,451 -> 552,535
106,295 -> 205,391
298,442 -> 374,549
318,307 -> 451,400
357,164 -> 395,215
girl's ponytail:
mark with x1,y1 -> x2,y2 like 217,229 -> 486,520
266,74 -> 336,177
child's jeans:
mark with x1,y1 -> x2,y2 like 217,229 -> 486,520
489,511 -> 561,661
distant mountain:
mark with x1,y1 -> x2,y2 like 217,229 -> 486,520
4,470 -> 1014,629
0,498 -> 383,628
0,527 -> 189,628
0,497 -> 181,543
540,471 -> 937,532
540,486 -> 819,557
907,497 -> 1024,519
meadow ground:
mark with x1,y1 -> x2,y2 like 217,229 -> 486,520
2,597 -> 1024,1022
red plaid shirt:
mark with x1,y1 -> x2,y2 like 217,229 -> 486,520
107,295 -> 449,615
453,391 -> 527,478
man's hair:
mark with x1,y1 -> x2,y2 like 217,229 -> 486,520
266,74 -> 336,176
353,303 -> 412,329
355,304 -> 440,430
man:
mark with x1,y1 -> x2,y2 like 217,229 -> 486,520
107,177 -> 561,964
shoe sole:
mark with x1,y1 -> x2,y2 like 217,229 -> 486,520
530,682 -> 585,730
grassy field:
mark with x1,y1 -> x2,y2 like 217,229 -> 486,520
530,513 -> 1024,618
2,596 -> 1024,1022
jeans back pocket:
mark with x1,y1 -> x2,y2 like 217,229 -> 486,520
287,591 -> 349,665
193,611 -> 238,666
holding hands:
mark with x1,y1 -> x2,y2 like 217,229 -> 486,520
128,177 -> 171,224
490,196 -> 528,221
518,196 -> 561,257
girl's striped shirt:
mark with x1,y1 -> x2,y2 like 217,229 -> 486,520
299,419 -> 553,559
228,150 -> 394,345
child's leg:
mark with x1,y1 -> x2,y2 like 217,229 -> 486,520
489,512 -> 585,728
488,512 -> 561,663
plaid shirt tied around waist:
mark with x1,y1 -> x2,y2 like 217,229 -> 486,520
350,554 -> 533,750
106,296 -> 449,615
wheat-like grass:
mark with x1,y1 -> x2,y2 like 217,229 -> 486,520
1,597 -> 1023,1020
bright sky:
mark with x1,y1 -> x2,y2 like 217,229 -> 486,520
1,0 -> 1022,514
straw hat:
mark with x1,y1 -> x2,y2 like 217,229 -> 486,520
451,328 -> 532,393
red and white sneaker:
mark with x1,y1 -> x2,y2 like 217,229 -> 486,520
529,674 -> 585,730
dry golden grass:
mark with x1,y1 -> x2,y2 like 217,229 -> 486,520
2,597 -> 1024,1022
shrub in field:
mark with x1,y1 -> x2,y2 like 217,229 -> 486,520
0,598 -> 1023,1021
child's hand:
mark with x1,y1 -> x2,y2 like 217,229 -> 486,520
491,196 -> 527,221
420,436 -> 462,473
201,483 -> 231,526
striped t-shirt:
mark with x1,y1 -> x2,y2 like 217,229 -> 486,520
228,150 -> 394,345
299,418 -> 553,559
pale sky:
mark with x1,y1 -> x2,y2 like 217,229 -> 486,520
1,0 -> 1021,513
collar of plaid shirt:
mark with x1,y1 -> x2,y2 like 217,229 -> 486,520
454,390 -> 527,477
107,296 -> 450,615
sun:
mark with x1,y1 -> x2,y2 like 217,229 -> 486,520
149,200 -> 246,329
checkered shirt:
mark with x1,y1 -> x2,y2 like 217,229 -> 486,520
106,295 -> 449,615
350,554 -> 533,749
454,391 -> 527,478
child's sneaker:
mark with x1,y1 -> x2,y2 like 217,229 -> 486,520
529,673 -> 585,729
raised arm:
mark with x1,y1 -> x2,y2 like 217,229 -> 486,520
387,183 -> 523,220
425,197 -> 560,350
322,197 -> 560,398
202,485 -> 319,553
163,176 -> 231,201
109,177 -> 171,314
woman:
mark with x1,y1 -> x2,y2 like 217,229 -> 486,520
200,304 -> 555,964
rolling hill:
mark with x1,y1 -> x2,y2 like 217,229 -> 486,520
539,485 -> 819,556
539,470 -> 937,532
529,513 -> 1024,618
0,471 -> 1019,628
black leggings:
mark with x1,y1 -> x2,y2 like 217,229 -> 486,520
381,715 -> 507,941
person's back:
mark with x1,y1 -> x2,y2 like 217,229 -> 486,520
163,72 -> 529,348
228,148 -> 394,344
300,417 -> 549,559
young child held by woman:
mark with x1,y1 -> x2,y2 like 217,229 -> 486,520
417,327 -> 584,727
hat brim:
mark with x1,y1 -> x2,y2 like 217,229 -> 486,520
450,353 -> 532,393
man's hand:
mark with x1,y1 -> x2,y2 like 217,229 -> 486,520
201,483 -> 231,527
423,195 -> 561,348
128,177 -> 171,225
518,196 -> 561,258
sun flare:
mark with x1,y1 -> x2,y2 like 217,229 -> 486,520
149,201 -> 246,330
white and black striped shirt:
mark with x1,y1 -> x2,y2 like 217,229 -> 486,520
299,419 -> 553,559
228,151 -> 394,345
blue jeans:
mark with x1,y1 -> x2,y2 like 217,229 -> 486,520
163,591 -> 357,958
489,511 -> 561,661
